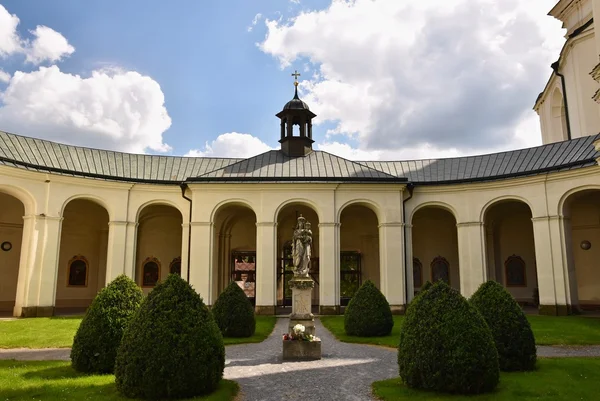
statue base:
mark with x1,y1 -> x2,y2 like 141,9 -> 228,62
283,276 -> 321,360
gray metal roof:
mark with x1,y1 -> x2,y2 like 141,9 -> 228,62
360,134 -> 600,184
0,130 -> 242,183
188,150 -> 403,182
0,130 -> 598,185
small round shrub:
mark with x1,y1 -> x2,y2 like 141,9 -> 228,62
470,280 -> 537,371
70,274 -> 143,374
344,280 -> 393,337
115,274 -> 225,399
212,281 -> 256,337
398,281 -> 499,395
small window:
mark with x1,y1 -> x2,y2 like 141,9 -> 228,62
169,257 -> 181,276
431,256 -> 450,285
505,255 -> 526,287
68,255 -> 88,287
142,257 -> 161,287
413,258 -> 423,289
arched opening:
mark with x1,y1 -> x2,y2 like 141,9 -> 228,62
339,204 -> 379,306
411,206 -> 460,295
135,204 -> 183,293
56,199 -> 109,313
563,190 -> 600,311
484,200 -> 537,306
551,88 -> 568,142
276,203 -> 319,311
0,192 -> 25,316
212,204 -> 257,305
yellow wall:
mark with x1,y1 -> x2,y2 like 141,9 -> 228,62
56,199 -> 109,308
340,205 -> 380,287
412,207 -> 460,291
568,191 -> 600,306
0,193 -> 24,312
135,204 -> 183,294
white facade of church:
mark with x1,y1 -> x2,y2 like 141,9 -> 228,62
1,0 -> 600,318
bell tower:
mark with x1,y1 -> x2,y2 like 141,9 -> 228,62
277,70 -> 317,157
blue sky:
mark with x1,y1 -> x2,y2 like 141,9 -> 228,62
0,1 -> 564,160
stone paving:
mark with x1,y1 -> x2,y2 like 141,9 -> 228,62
2,318 -> 600,400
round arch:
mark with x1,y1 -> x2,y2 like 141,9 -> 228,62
558,185 -> 600,216
480,195 -> 534,222
409,201 -> 458,224
210,199 -> 257,223
0,184 -> 36,216
61,194 -> 112,221
337,199 -> 382,224
273,198 -> 322,223
135,199 -> 185,221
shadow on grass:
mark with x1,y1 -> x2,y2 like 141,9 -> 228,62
21,364 -> 101,380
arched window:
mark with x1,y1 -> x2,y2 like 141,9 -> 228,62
413,258 -> 423,289
431,256 -> 450,285
67,255 -> 88,287
142,257 -> 161,287
169,257 -> 181,276
505,255 -> 526,287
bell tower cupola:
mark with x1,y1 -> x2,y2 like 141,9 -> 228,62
277,70 -> 316,157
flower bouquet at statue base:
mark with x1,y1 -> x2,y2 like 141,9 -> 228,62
282,324 -> 322,360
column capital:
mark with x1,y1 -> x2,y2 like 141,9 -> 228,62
190,221 -> 214,227
531,215 -> 564,223
256,222 -> 277,227
24,214 -> 63,222
378,222 -> 404,228
456,221 -> 484,228
108,220 -> 129,226
318,222 -> 340,228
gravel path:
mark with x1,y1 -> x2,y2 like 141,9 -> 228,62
2,319 -> 600,401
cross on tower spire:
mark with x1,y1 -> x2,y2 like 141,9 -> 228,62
291,70 -> 301,84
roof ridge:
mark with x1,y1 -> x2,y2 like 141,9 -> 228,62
316,149 -> 397,178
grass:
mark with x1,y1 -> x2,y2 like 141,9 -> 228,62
372,358 -> 600,400
0,316 -> 277,349
0,360 -> 238,401
320,315 -> 600,347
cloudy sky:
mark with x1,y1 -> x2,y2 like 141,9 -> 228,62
0,0 -> 565,160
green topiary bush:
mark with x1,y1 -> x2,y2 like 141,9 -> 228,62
470,280 -> 537,371
398,281 -> 499,395
344,280 -> 393,337
212,281 -> 256,337
70,274 -> 143,374
115,274 -> 225,399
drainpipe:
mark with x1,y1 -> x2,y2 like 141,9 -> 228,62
180,183 -> 192,282
551,61 -> 572,140
402,183 -> 415,306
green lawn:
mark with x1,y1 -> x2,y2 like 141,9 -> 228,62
320,315 -> 600,347
372,358 -> 600,400
0,316 -> 277,349
0,360 -> 238,401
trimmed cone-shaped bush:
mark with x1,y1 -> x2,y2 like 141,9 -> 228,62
398,281 -> 499,395
344,280 -> 393,337
70,274 -> 143,374
470,280 -> 537,371
212,281 -> 256,337
115,274 -> 225,399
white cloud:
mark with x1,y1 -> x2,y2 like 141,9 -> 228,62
186,132 -> 275,158
248,13 -> 263,32
0,4 -> 22,57
25,25 -> 75,64
0,69 -> 10,83
0,4 -> 74,64
0,65 -> 172,153
260,0 -> 565,157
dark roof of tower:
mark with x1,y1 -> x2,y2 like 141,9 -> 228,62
282,86 -> 311,111
0,129 -> 598,185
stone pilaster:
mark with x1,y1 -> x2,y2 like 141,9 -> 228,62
189,221 -> 214,304
379,222 -> 405,314
105,221 -> 128,284
255,221 -> 277,315
318,222 -> 340,314
456,221 -> 487,298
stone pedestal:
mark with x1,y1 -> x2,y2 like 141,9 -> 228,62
283,276 -> 322,361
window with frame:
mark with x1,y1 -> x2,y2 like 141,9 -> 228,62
68,255 -> 88,287
431,256 -> 450,285
413,258 -> 423,289
142,257 -> 161,287
505,255 -> 526,287
169,257 -> 181,276
340,251 -> 361,305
